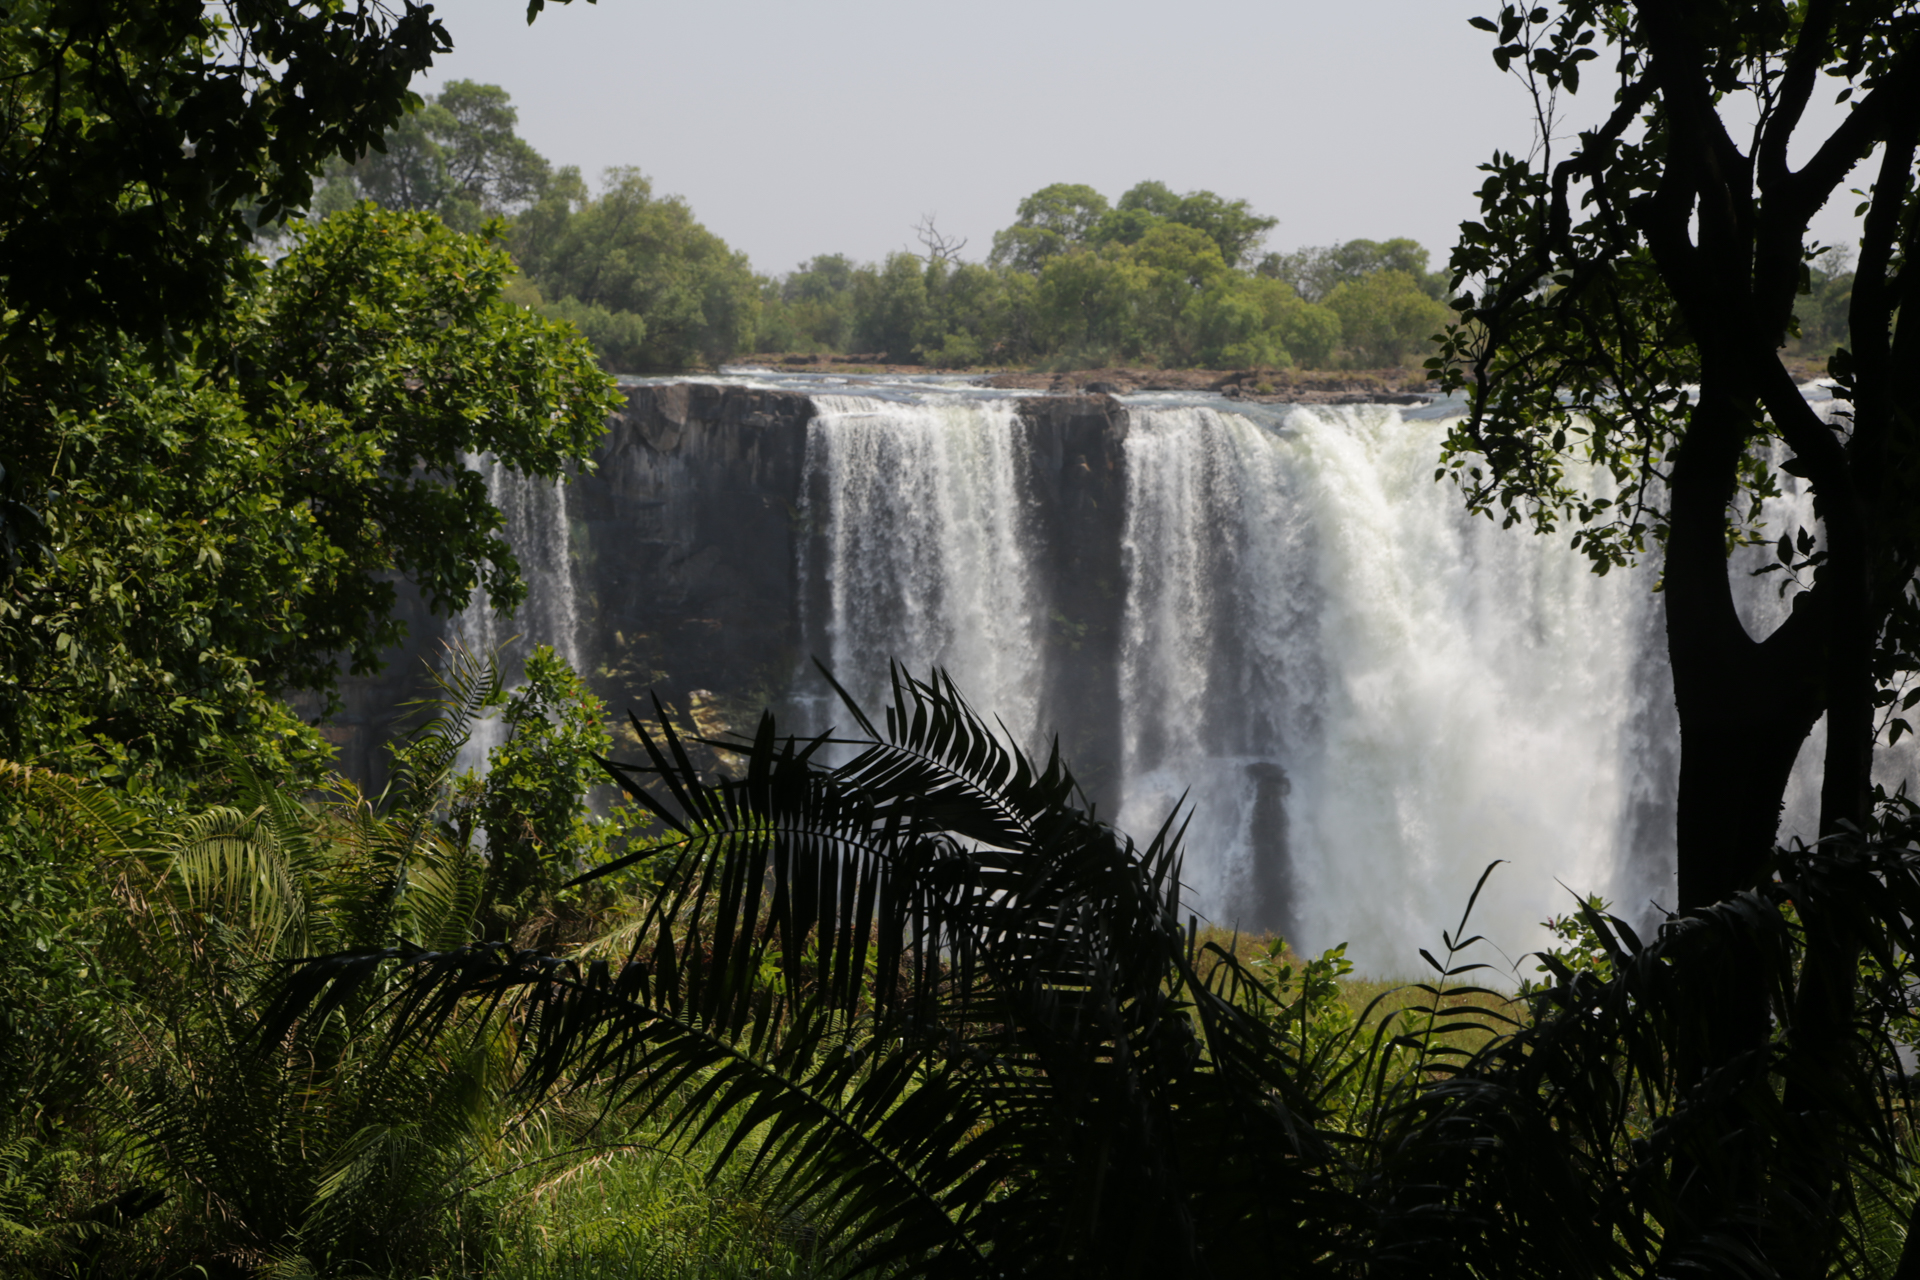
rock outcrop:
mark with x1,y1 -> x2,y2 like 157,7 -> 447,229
579,384 -> 815,730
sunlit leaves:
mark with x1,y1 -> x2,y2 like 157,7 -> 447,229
0,207 -> 617,773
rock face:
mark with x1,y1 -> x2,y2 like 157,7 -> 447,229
582,386 -> 1140,782
1011,394 -> 1130,792
578,384 -> 816,727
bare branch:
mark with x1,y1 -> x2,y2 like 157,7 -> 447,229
914,214 -> 967,265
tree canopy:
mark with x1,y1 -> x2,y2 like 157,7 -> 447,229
991,179 -> 1279,273
758,183 -> 1441,371
0,4 -> 615,780
314,78 -> 552,229
511,167 -> 760,372
0,0 -> 447,342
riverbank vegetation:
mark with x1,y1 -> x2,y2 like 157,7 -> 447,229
313,76 -> 1859,379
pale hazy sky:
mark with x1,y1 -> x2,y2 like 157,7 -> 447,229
415,0 -> 1871,277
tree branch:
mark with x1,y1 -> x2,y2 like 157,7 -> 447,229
1781,53 -> 1920,230
1758,0 -> 1841,194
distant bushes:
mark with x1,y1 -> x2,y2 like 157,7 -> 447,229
315,85 -> 757,375
757,183 -> 1458,370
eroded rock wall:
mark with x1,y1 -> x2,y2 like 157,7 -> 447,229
579,384 -> 815,728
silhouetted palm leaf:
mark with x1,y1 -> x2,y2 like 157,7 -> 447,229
265,667 -> 1356,1278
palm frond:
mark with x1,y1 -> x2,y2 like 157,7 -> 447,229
168,807 -> 316,959
266,668 -> 1354,1278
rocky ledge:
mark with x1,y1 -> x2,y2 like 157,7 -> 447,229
730,355 -> 1438,405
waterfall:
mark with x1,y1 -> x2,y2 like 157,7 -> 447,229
449,453 -> 582,777
796,395 -> 1046,746
787,392 -> 1683,969
1116,404 -> 1670,965
437,379 -> 1901,976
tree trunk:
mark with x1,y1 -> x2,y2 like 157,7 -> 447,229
1662,383 -> 1828,1271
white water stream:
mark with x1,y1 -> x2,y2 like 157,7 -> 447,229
796,395 -> 1047,748
788,394 -> 1682,968
1114,404 -> 1670,966
449,453 -> 582,777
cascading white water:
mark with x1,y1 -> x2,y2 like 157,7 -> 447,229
460,379 -> 1899,977
796,395 -> 1046,745
1116,404 -> 1671,967
450,452 -> 583,776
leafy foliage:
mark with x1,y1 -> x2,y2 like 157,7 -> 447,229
1258,238 -> 1451,304
508,167 -> 760,373
0,0 -> 446,341
1429,6 -> 1920,1269
0,645 -> 653,1277
460,645 -> 652,934
314,79 -> 553,230
759,184 -> 1441,370
267,669 -> 1386,1277
0,205 -> 617,773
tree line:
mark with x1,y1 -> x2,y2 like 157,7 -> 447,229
317,84 -> 1859,376
311,86 -> 1478,371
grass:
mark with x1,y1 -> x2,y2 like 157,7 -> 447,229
1190,925 -> 1520,1059
480,1104 -> 839,1280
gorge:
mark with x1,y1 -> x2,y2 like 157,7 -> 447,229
334,373 -> 1864,975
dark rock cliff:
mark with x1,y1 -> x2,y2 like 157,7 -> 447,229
579,384 -> 815,732
1014,394 -> 1130,794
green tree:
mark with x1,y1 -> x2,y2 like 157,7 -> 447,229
0,642 -> 653,1275
0,1 -> 607,779
463,645 -> 644,931
1034,246 -> 1153,363
1192,276 -> 1342,369
760,253 -> 862,352
1436,3 -> 1920,1270
1167,188 -> 1283,270
0,0 -> 446,342
2,206 -> 617,773
1090,180 -> 1282,268
850,251 -> 936,362
514,167 -> 760,371
314,80 -> 551,231
1323,268 -> 1452,367
1031,227 -> 1339,369
432,80 -> 552,221
1092,181 -> 1279,269
918,260 -> 1039,367
1126,222 -> 1234,363
327,109 -> 451,215
1794,244 -> 1856,356
1258,237 -> 1448,303
989,182 -> 1112,274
